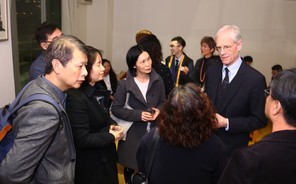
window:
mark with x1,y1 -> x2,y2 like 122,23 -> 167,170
15,0 -> 61,88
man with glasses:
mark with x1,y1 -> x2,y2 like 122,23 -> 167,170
219,68 -> 296,184
29,22 -> 62,81
205,25 -> 267,156
165,36 -> 193,87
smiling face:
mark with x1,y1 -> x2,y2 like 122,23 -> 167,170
57,48 -> 88,91
89,54 -> 105,85
201,42 -> 214,58
135,51 -> 152,76
215,29 -> 242,66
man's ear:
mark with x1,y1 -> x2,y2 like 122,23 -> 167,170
272,100 -> 281,116
237,40 -> 243,52
52,59 -> 61,74
40,42 -> 48,50
179,46 -> 184,51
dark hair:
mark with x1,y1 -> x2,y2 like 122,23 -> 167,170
44,35 -> 88,74
171,36 -> 186,48
243,56 -> 253,63
272,64 -> 283,72
102,58 -> 117,80
84,46 -> 103,83
270,68 -> 296,127
200,36 -> 216,55
126,44 -> 146,77
138,34 -> 163,73
158,83 -> 217,148
35,21 -> 60,44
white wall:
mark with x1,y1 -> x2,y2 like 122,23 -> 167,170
0,0 -> 15,106
110,0 -> 296,84
2,0 -> 296,106
62,0 -> 114,61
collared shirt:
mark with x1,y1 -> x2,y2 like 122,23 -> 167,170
222,57 -> 242,83
103,74 -> 112,93
43,76 -> 67,107
175,55 -> 184,66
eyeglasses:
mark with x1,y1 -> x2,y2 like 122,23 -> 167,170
216,44 -> 235,52
264,88 -> 271,98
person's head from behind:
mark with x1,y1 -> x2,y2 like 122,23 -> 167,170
135,29 -> 152,44
44,35 -> 88,91
158,83 -> 217,148
243,55 -> 253,65
215,25 -> 242,66
271,64 -> 283,78
170,36 -> 186,56
266,68 -> 296,128
35,21 -> 62,50
138,34 -> 163,68
200,36 -> 216,58
85,46 -> 105,86
126,45 -> 152,77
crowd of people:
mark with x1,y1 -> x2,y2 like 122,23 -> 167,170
0,21 -> 294,184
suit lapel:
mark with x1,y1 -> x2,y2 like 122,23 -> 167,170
208,62 -> 223,104
217,62 -> 247,112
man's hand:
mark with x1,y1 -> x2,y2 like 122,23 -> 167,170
215,113 -> 228,128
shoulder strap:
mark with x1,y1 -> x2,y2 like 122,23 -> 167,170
146,128 -> 160,182
6,93 -> 63,122
7,81 -> 35,112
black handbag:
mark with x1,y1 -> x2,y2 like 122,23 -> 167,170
130,128 -> 159,184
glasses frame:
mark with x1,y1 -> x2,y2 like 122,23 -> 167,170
264,88 -> 271,98
216,44 -> 236,52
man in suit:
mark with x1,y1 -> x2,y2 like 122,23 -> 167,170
205,25 -> 267,156
29,22 -> 63,81
218,68 -> 296,184
165,36 -> 193,87
0,35 -> 88,183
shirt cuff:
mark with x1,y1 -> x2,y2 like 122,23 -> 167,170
225,118 -> 229,131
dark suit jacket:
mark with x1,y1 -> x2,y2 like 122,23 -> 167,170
165,54 -> 193,86
205,61 -> 267,156
191,55 -> 221,87
218,130 -> 296,184
66,83 -> 118,184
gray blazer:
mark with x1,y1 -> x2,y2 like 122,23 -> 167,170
0,76 -> 76,184
111,69 -> 165,170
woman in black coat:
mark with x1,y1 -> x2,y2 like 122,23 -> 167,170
66,46 -> 124,184
191,36 -> 221,90
137,83 -> 227,184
